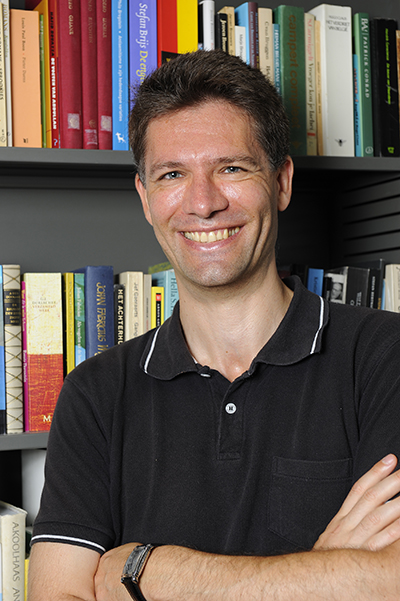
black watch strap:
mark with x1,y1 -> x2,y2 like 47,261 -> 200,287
121,544 -> 157,601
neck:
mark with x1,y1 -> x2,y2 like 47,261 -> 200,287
178,270 -> 293,382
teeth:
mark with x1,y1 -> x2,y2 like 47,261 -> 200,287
184,227 -> 240,243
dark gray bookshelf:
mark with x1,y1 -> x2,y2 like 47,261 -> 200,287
0,432 -> 49,452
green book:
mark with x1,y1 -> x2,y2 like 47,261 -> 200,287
273,5 -> 307,156
353,13 -> 374,157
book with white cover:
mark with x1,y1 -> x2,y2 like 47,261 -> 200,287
258,7 -> 274,83
235,25 -> 246,62
198,1 -> 215,50
309,4 -> 354,156
0,501 -> 27,601
305,13 -> 317,155
0,0 -> 11,146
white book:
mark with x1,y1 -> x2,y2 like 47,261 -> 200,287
118,271 -> 144,339
258,7 -> 274,83
0,0 -> 11,146
199,1 -> 215,50
235,25 -> 246,63
309,4 -> 354,156
305,13 -> 317,155
0,501 -> 27,601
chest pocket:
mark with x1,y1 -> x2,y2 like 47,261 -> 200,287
268,456 -> 353,550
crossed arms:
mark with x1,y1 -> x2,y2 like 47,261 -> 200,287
28,454 -> 400,601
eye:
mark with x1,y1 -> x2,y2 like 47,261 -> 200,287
223,166 -> 244,174
163,171 -> 182,180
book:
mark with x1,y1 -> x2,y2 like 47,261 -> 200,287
0,501 -> 27,601
304,12 -> 317,156
10,9 -> 42,148
323,271 -> 346,304
34,0 -> 51,148
235,2 -> 259,68
306,267 -> 324,296
62,273 -> 75,375
48,0 -> 59,148
0,0 -> 12,146
38,13 -> 46,147
118,271 -> 144,339
74,266 -> 114,358
258,7 -> 273,82
384,264 -> 400,313
273,23 -> 281,96
309,4 -> 354,157
353,13 -> 374,157
370,18 -> 400,157
3,265 -> 23,434
0,267 -> 5,434
58,0 -> 82,148
218,6 -> 235,55
314,18 -> 323,155
274,5 -> 306,156
129,0 -> 158,92
114,283 -> 124,345
81,0 -> 99,149
177,0 -> 198,54
327,265 -> 370,307
22,273 -> 64,432
157,0 -> 177,65
353,53 -> 361,156
143,273 -> 152,333
352,259 -> 386,310
198,1 -> 215,51
151,268 -> 179,320
112,0 -> 129,149
151,286 -> 164,328
215,12 -> 228,52
74,272 -> 86,366
235,24 -> 246,62
96,0 -> 112,149
0,7 -> 6,147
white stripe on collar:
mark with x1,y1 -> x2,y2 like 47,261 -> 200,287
310,296 -> 325,355
143,327 -> 161,374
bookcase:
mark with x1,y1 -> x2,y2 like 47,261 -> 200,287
2,0 -> 400,515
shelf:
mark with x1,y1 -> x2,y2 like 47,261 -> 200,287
0,432 -> 49,452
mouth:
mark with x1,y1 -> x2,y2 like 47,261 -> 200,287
183,227 -> 240,244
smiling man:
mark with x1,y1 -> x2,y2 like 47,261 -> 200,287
28,50 -> 400,601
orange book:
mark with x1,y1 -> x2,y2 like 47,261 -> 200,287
10,9 -> 42,147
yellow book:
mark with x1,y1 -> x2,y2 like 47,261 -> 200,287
34,0 -> 51,148
151,286 -> 164,329
177,0 -> 198,54
63,273 -> 75,375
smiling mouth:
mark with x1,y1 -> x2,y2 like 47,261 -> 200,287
183,227 -> 240,243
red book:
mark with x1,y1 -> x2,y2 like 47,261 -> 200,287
157,0 -> 178,66
21,274 -> 64,432
96,0 -> 112,149
49,0 -> 60,147
57,0 -> 83,148
81,0 -> 98,148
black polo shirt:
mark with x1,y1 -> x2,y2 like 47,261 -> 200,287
32,277 -> 400,556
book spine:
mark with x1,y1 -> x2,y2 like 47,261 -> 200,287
215,12 -> 228,53
96,0 -> 112,149
0,7 -> 6,147
309,4 -> 354,157
235,2 -> 258,68
304,13 -> 316,156
273,24 -> 280,97
353,53 -> 361,156
3,265 -> 23,434
370,18 -> 400,157
274,5 -> 306,156
314,18 -> 323,155
114,283 -> 124,345
176,0 -> 198,54
62,273 -> 75,375
157,0 -> 177,65
74,273 -> 86,366
129,0 -> 158,91
10,10 -> 42,148
353,13 -> 374,157
258,7 -> 273,82
58,0 -> 83,149
48,0 -> 59,148
22,273 -> 64,432
235,24 -> 246,62
0,266 -> 6,434
34,0 -> 52,148
0,0 -> 12,146
306,267 -> 324,296
218,6 -> 235,55
0,508 -> 26,601
344,267 -> 369,307
198,1 -> 214,51
81,0 -> 99,149
118,271 -> 144,339
143,273 -> 152,334
151,286 -> 164,328
111,0 -> 129,149
151,270 -> 179,320
38,13 -> 46,147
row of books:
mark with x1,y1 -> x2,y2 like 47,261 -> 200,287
0,263 -> 179,436
281,260 -> 400,311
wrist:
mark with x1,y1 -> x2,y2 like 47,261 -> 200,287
121,544 -> 159,601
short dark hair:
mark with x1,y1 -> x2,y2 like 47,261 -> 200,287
129,49 -> 290,182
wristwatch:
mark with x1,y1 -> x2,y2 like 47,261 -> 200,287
121,544 -> 157,601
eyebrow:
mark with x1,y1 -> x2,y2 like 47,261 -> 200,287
148,155 -> 262,179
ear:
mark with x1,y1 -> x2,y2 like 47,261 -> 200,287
135,173 -> 153,226
276,157 -> 294,213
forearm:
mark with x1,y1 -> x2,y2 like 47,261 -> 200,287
141,543 -> 400,601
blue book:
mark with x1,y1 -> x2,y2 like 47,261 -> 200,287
353,54 -> 361,156
129,0 -> 157,93
273,24 -> 281,96
307,267 -> 324,296
112,0 -> 130,150
74,266 -> 114,358
0,266 -> 6,434
234,2 -> 259,68
151,269 -> 179,320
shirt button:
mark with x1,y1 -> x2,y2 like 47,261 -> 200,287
225,403 -> 237,414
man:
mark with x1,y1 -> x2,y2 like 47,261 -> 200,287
29,50 -> 400,600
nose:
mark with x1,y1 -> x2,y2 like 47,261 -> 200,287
181,174 -> 229,219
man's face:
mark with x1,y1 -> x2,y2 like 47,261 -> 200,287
136,100 -> 292,293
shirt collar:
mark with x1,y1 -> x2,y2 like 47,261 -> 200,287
140,276 -> 329,380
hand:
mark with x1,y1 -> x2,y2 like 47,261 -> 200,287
314,454 -> 400,552
94,542 -> 140,601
